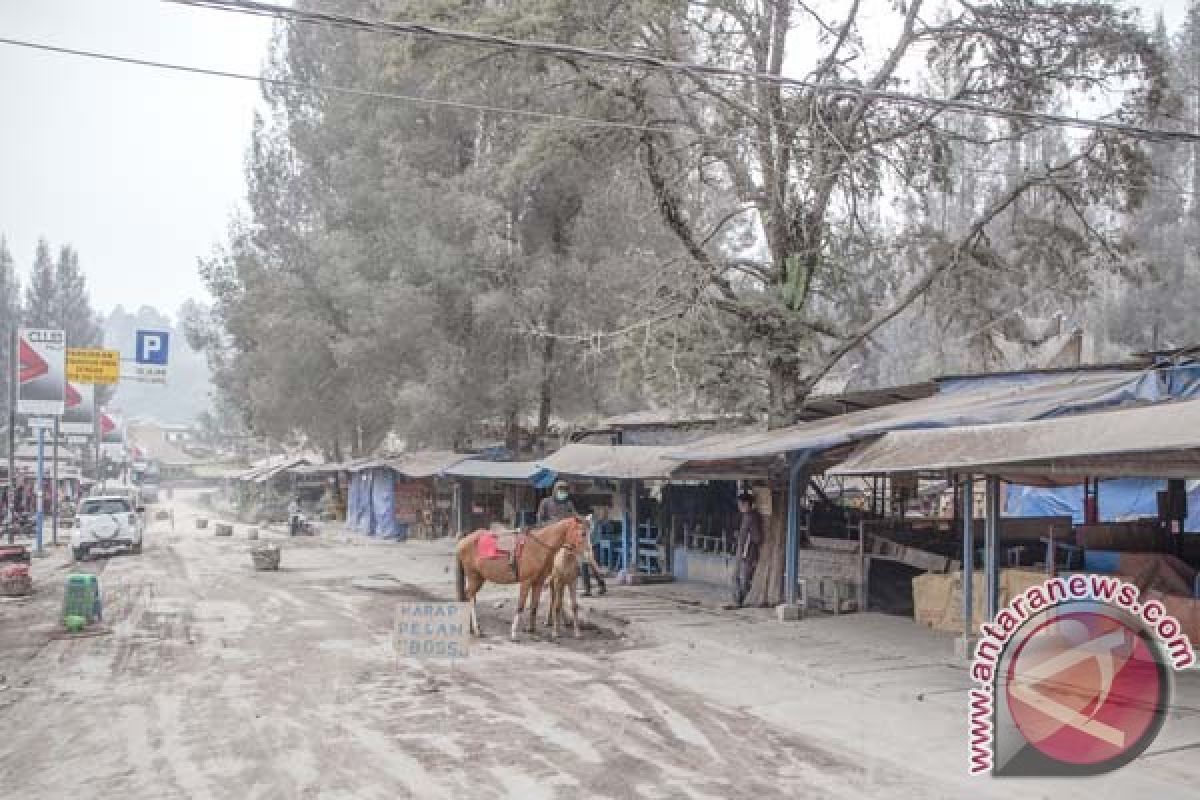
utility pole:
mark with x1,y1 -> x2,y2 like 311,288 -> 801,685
34,424 -> 44,556
51,415 -> 59,546
6,324 -> 15,544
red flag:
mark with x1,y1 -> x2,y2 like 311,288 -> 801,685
100,413 -> 116,437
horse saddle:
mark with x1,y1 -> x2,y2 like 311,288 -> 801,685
479,529 -> 527,579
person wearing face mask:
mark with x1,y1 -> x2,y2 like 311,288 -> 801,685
537,480 -> 577,524
537,481 -> 608,596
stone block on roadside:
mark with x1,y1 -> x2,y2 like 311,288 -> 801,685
776,603 -> 804,622
196,518 -> 208,530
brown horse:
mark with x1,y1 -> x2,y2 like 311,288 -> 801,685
545,544 -> 581,639
455,516 -> 587,639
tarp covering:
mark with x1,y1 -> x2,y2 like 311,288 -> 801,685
538,443 -> 682,480
442,459 -> 553,484
346,467 -> 402,539
831,397 -> 1200,480
370,467 -> 401,540
674,367 -> 1200,465
348,470 -> 373,533
1007,479 -> 1200,531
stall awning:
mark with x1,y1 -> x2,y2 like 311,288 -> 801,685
670,368 -> 1175,466
538,444 -> 681,480
342,451 -> 467,478
442,459 -> 554,485
830,398 -> 1200,483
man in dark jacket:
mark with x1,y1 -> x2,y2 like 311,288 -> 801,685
733,491 -> 764,607
537,480 -> 576,523
537,480 -> 606,595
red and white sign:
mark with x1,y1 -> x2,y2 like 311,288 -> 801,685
61,382 -> 95,436
17,328 -> 66,416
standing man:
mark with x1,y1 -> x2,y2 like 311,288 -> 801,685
537,480 -> 577,524
537,481 -> 607,596
733,491 -> 764,608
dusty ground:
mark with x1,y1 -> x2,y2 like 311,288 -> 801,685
1,491 -> 1198,799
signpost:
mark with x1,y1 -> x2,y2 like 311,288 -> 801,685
122,330 -> 170,385
17,329 -> 65,556
65,348 -> 120,385
393,602 -> 470,660
17,329 -> 66,416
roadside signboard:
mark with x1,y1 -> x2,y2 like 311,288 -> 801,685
122,364 -> 168,385
61,382 -> 95,435
135,330 -> 169,365
27,417 -> 55,430
17,329 -> 66,416
66,348 -> 120,385
393,602 -> 470,659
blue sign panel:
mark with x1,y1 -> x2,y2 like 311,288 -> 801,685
135,330 -> 169,365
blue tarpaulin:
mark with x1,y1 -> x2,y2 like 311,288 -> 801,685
346,467 -> 403,539
348,471 -> 373,533
370,468 -> 402,540
1006,479 -> 1200,531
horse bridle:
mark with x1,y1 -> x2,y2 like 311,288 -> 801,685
522,518 -> 585,552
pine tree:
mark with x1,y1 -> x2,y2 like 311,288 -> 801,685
53,245 -> 102,348
22,238 -> 56,328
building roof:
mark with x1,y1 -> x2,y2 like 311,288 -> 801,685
831,397 -> 1200,484
792,382 -> 935,422
442,459 -> 553,483
669,368 -> 1155,466
538,444 -> 682,480
597,410 -> 741,428
343,450 -> 469,478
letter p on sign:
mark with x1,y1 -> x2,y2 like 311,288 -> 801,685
136,330 -> 169,366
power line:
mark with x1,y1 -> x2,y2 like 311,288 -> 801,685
0,35 -> 764,145
165,0 -> 1200,145
2,34 -> 1197,202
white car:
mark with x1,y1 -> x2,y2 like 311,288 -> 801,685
72,495 -> 145,560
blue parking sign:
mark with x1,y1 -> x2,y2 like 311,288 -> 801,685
135,330 -> 169,365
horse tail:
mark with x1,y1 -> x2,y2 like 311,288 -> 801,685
454,538 -> 467,602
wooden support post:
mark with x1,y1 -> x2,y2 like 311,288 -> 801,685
962,475 -> 974,643
858,519 -> 868,612
630,479 -> 640,576
985,476 -> 1000,622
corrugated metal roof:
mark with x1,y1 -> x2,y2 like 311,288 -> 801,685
388,451 -> 469,478
538,444 -> 681,480
670,370 -> 1147,464
442,459 -> 549,482
831,398 -> 1200,481
342,451 -> 468,478
597,410 -> 734,428
793,382 -> 935,422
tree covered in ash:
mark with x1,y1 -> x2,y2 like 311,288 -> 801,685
193,0 -> 1195,479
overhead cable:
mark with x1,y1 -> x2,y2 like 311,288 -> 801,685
164,0 -> 1200,145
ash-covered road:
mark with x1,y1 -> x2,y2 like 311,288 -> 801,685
0,492 -> 916,799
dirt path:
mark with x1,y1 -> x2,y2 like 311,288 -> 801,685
0,492 -> 927,799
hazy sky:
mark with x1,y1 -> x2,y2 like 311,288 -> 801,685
0,0 -> 1192,318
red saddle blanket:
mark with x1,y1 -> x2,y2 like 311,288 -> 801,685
478,530 -> 525,562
